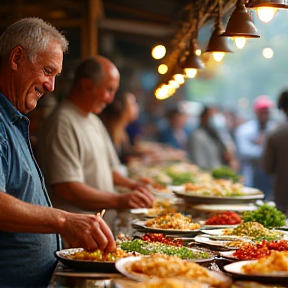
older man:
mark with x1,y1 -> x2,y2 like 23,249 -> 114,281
37,56 -> 154,231
0,18 -> 115,287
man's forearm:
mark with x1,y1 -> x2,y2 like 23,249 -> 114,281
0,191 -> 65,234
52,182 -> 122,210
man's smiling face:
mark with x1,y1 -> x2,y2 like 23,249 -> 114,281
11,40 -> 63,114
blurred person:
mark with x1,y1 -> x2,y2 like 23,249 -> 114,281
187,106 -> 238,171
37,56 -> 154,231
263,90 -> 288,214
126,119 -> 142,145
157,107 -> 190,150
0,18 -> 115,288
235,95 -> 276,200
99,89 -> 140,164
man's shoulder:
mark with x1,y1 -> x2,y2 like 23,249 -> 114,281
190,127 -> 209,140
268,123 -> 288,139
43,101 -> 78,126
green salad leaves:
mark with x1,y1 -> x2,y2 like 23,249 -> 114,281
211,166 -> 241,183
242,204 -> 286,228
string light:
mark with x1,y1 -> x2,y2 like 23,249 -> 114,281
151,45 -> 166,59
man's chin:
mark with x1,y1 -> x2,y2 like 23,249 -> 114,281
24,101 -> 38,114
94,108 -> 105,115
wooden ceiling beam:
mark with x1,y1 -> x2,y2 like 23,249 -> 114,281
98,18 -> 175,37
104,3 -> 171,23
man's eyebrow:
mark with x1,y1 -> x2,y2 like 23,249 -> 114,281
45,65 -> 61,75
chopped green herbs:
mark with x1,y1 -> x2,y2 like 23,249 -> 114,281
166,171 -> 195,186
120,239 -> 211,260
227,221 -> 283,241
242,204 -> 286,228
211,166 -> 241,183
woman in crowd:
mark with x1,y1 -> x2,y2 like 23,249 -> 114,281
99,90 -> 140,164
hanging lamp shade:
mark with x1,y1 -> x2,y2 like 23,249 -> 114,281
182,52 -> 205,69
221,0 -> 260,38
172,64 -> 185,75
171,64 -> 185,84
246,0 -> 288,8
206,22 -> 233,53
181,40 -> 205,70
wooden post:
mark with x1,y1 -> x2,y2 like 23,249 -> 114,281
81,0 -> 104,59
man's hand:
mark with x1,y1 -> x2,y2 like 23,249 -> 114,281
59,212 -> 116,253
118,187 -> 154,209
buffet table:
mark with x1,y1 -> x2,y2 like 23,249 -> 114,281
48,208 -> 288,288
48,160 -> 288,288
49,260 -> 288,288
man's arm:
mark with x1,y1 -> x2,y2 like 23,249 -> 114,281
52,182 -> 122,210
52,181 -> 154,210
112,170 -> 140,189
0,191 -> 115,252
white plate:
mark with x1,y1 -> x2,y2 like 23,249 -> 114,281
55,248 -> 118,273
201,224 -> 239,230
192,204 -> 257,212
172,186 -> 264,204
112,278 -> 210,288
219,250 -> 239,260
116,256 -> 232,286
130,208 -> 149,215
168,185 -> 185,193
116,256 -> 144,281
152,187 -> 176,199
132,220 -> 201,236
194,235 -> 238,250
224,261 -> 288,283
200,228 -> 229,235
129,208 -> 160,218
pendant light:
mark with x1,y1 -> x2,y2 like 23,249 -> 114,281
221,0 -> 260,38
246,0 -> 288,8
181,39 -> 205,78
246,0 -> 288,23
171,64 -> 186,85
181,3 -> 204,78
205,0 -> 233,61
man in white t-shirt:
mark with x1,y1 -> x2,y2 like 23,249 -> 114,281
37,56 -> 154,230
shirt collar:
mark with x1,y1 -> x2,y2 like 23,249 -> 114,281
0,93 -> 25,123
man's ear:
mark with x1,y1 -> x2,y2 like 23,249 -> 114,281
9,46 -> 25,71
80,78 -> 94,92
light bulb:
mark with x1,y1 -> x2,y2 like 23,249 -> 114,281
173,74 -> 185,84
155,85 -> 175,100
184,68 -> 197,78
257,7 -> 277,23
195,49 -> 202,56
158,64 -> 168,74
262,47 -> 274,59
151,45 -> 166,59
168,80 -> 179,88
213,52 -> 225,62
234,37 -> 247,49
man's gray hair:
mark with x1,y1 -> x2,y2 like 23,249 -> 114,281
0,17 -> 69,63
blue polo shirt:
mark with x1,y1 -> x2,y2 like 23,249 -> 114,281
0,93 -> 59,287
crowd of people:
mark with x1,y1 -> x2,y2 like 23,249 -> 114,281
1,17 -> 288,288
156,94 -> 288,211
